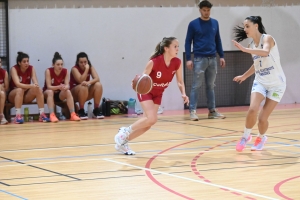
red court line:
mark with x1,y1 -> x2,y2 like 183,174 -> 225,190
144,132 -> 237,200
274,176 -> 300,200
190,140 -> 257,200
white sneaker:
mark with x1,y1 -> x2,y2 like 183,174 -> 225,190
157,106 -> 164,114
114,127 -> 129,146
0,114 -> 8,125
190,110 -> 199,121
115,143 -> 136,155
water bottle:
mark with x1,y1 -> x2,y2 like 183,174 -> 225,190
24,107 -> 29,122
88,101 -> 93,118
102,98 -> 111,117
128,98 -> 137,118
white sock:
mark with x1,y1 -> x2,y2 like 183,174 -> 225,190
39,108 -> 44,115
242,127 -> 252,139
126,126 -> 133,135
258,133 -> 265,138
16,108 -> 21,115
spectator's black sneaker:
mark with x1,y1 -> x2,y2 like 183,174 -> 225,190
93,107 -> 104,119
78,109 -> 88,120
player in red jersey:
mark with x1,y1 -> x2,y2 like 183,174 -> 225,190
114,37 -> 189,155
69,52 -> 104,120
8,52 -> 50,124
0,58 -> 9,124
43,52 -> 80,122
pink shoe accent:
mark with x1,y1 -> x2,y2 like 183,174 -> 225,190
236,135 -> 252,152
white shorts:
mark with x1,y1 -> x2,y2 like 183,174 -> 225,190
251,81 -> 286,102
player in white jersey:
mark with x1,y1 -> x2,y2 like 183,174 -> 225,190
232,16 -> 286,152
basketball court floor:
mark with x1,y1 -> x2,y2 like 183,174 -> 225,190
0,104 -> 299,200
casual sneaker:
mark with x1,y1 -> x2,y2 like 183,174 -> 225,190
251,136 -> 268,151
50,113 -> 59,123
115,143 -> 136,155
14,114 -> 24,124
114,127 -> 129,146
78,109 -> 88,120
39,113 -> 51,122
0,114 -> 8,125
70,112 -> 81,121
208,109 -> 226,119
93,107 -> 104,119
236,135 -> 252,152
190,110 -> 199,121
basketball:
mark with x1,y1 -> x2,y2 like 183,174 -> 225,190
132,74 -> 153,94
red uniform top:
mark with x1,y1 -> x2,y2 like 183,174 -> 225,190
149,55 -> 181,91
43,68 -> 67,91
0,68 -> 7,84
9,65 -> 33,90
69,65 -> 91,89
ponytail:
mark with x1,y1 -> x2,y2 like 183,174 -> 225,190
150,37 -> 177,60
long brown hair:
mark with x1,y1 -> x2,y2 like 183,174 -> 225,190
150,37 -> 177,59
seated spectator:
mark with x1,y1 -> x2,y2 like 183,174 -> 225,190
0,58 -> 9,125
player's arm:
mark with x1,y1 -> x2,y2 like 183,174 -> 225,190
233,64 -> 255,84
71,67 -> 88,84
31,67 -> 40,87
88,67 -> 100,85
142,60 -> 154,75
232,35 -> 274,57
175,63 -> 189,105
10,67 -> 33,89
3,71 -> 9,91
62,69 -> 70,90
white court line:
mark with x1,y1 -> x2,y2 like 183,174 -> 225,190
104,158 -> 278,200
2,131 -> 299,153
0,143 -> 299,168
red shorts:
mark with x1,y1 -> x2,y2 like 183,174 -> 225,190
137,89 -> 164,105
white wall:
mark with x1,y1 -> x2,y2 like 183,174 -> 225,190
8,3 -> 300,112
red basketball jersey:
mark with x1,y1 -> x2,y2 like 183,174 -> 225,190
0,68 -> 7,84
149,55 -> 181,91
9,65 -> 33,90
69,66 -> 91,89
43,68 -> 67,91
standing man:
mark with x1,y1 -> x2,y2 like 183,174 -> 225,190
185,0 -> 226,121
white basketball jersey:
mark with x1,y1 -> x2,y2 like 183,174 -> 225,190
250,34 -> 286,87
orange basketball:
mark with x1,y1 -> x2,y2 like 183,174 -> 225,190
132,74 -> 153,94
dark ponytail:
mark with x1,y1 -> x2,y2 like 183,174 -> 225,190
16,51 -> 29,66
233,16 -> 267,42
150,37 -> 177,59
52,52 -> 63,65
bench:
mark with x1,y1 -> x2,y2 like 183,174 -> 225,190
4,101 -> 67,122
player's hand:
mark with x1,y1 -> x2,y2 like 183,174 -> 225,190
84,64 -> 90,70
32,83 -> 39,88
232,40 -> 247,52
186,61 -> 193,70
220,58 -> 226,68
81,81 -> 89,86
182,95 -> 189,106
233,75 -> 246,84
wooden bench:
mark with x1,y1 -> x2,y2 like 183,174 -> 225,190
4,101 -> 67,122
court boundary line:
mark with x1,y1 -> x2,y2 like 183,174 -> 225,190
104,158 -> 279,200
0,189 -> 28,200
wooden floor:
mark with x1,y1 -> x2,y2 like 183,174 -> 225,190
0,104 -> 299,200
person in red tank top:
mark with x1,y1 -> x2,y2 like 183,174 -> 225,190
43,52 -> 80,122
0,58 -> 9,124
69,52 -> 104,120
8,52 -> 50,124
114,37 -> 189,155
